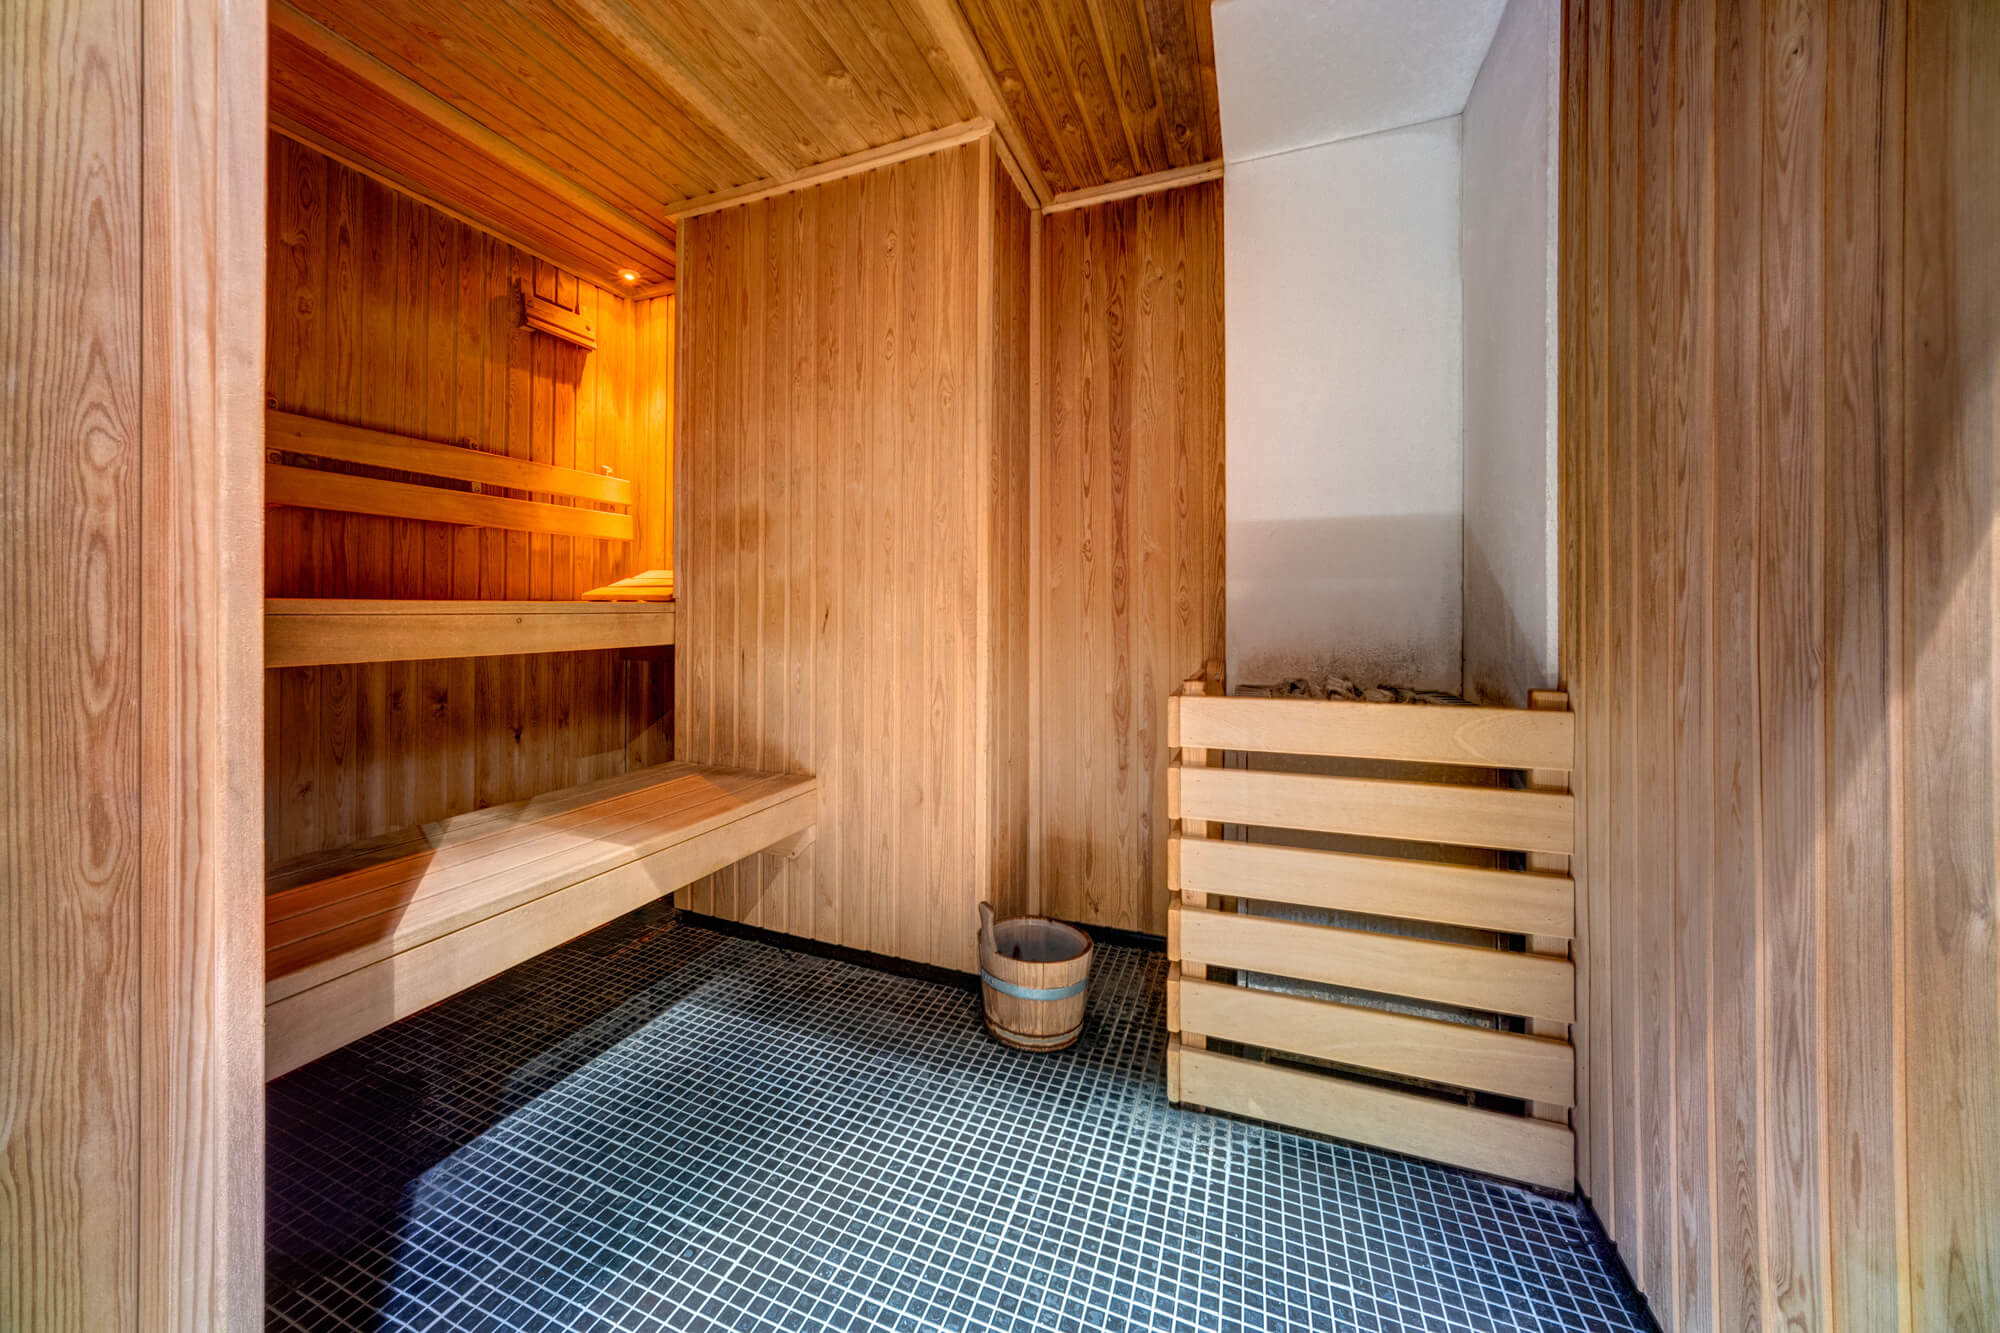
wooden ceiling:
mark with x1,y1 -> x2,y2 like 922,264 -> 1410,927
269,0 -> 1221,294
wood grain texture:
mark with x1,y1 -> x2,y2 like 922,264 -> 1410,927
1172,836 -> 1572,938
674,140 -> 1028,971
3,5 -> 145,1323
269,2 -> 681,292
268,0 -> 1220,276
1173,902 -> 1576,1025
1175,1043 -> 1575,1193
268,409 -> 635,504
265,599 -> 675,667
1176,976 -> 1575,1107
264,763 -> 817,1075
4,0 -> 266,1324
271,0 -> 989,261
264,137 -> 675,866
1176,695 -> 1572,770
1036,182 -> 1224,934
985,143 -> 1036,921
951,0 -> 1220,195
1173,766 -> 1575,857
1562,1 -> 1999,1327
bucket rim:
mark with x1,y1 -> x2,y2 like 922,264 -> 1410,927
985,913 -> 1094,964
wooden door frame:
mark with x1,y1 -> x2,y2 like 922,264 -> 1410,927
5,0 -> 267,1326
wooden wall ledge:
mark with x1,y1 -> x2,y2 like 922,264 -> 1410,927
266,598 -> 674,667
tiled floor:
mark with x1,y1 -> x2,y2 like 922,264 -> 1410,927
267,904 -> 1653,1332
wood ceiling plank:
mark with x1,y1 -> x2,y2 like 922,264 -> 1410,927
1072,0 -> 1171,175
947,0 -> 1088,195
1034,0 -> 1138,181
964,0 -> 1107,191
704,0 -> 908,151
286,0 -> 701,218
564,0 -> 804,180
901,0 -> 1054,204
606,0 -> 852,168
1134,0 -> 1210,166
848,0 -> 983,134
271,4 -> 671,256
1184,0 -> 1222,158
268,22 -> 675,288
690,0 -> 897,154
506,0 -> 765,189
794,0 -> 973,142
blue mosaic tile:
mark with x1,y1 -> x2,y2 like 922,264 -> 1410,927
267,904 -> 1654,1332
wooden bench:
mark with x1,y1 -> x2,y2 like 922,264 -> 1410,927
264,762 -> 816,1078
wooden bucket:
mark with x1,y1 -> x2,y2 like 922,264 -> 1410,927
978,902 -> 1093,1051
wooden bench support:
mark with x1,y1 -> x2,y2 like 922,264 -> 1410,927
264,763 -> 815,1078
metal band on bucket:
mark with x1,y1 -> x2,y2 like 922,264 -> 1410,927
980,970 -> 1088,1002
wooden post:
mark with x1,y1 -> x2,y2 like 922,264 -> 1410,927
5,0 -> 267,1326
1166,660 -> 1224,1102
1525,689 -> 1572,1127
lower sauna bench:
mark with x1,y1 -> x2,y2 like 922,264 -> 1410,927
264,763 -> 817,1078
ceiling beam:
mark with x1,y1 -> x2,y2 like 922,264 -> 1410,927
668,119 -> 995,222
1040,159 -> 1222,215
902,0 -> 1053,207
566,0 -> 801,184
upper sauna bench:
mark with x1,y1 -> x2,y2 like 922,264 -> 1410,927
263,408 -> 674,665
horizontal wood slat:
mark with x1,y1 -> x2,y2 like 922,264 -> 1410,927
266,464 -> 635,541
1171,902 -> 1574,1023
267,409 -> 633,505
1173,695 -> 1574,770
1172,1043 -> 1575,1191
1171,765 -> 1575,855
1171,835 -> 1573,938
1174,974 -> 1574,1106
264,599 -> 674,667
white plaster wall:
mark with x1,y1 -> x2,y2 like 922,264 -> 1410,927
1459,0 -> 1560,704
1211,0 -> 1505,163
1224,118 -> 1466,692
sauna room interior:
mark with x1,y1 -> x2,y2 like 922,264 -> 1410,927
4,0 -> 1996,1329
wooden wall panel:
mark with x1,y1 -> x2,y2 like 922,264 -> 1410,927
4,0 -> 266,1325
674,139 -> 1028,972
1035,182 -> 1224,935
1561,2 -> 1999,1328
986,153 -> 1035,921
263,136 -> 675,866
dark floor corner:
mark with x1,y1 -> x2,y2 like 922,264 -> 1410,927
267,904 -> 1653,1332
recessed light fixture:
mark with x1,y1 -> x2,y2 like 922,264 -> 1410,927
619,269 -> 640,284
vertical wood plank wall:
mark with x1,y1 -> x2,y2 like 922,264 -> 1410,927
1035,183 -> 1225,935
674,140 -> 1032,972
4,0 -> 267,1326
987,153 -> 1035,922
263,137 -> 676,865
1561,2 -> 1998,1328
